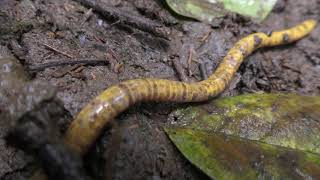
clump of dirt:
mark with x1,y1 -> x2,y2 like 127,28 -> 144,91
0,0 -> 319,179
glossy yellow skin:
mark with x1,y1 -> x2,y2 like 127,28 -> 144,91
64,20 -> 317,155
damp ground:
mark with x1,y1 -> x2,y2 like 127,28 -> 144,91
0,0 -> 319,179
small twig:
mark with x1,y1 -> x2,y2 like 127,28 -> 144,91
281,63 -> 301,74
172,58 -> 189,82
187,48 -> 193,77
109,19 -> 121,27
73,65 -> 86,73
80,8 -> 93,25
93,34 -> 106,43
51,64 -> 82,78
42,43 -> 74,58
199,62 -> 208,80
70,66 -> 86,79
200,30 -> 212,42
106,49 -> 123,73
27,59 -> 108,72
73,0 -> 171,39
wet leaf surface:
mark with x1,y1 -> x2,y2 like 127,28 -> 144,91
166,128 -> 320,180
166,93 -> 320,179
168,93 -> 320,154
166,0 -> 278,22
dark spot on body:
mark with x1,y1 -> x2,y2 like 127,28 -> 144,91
165,83 -> 171,99
219,74 -> 229,84
253,35 -> 262,48
181,83 -> 188,101
266,31 -> 273,37
282,33 -> 290,43
191,92 -> 199,101
90,99 -> 102,107
171,85 -> 177,100
239,46 -> 248,57
107,104 -> 118,117
153,82 -> 159,100
228,56 -> 238,67
93,112 -> 99,120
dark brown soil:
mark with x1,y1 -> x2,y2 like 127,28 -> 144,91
0,0 -> 319,179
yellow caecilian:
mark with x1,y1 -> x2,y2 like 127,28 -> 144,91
64,20 -> 317,155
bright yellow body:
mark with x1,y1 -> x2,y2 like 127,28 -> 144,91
64,20 -> 317,155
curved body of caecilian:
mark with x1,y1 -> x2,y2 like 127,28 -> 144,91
64,20 -> 317,155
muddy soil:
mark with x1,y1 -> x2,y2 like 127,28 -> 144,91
0,0 -> 319,179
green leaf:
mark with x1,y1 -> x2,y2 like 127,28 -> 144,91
165,93 -> 320,178
166,0 -> 278,22
168,93 -> 320,154
165,128 -> 320,179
